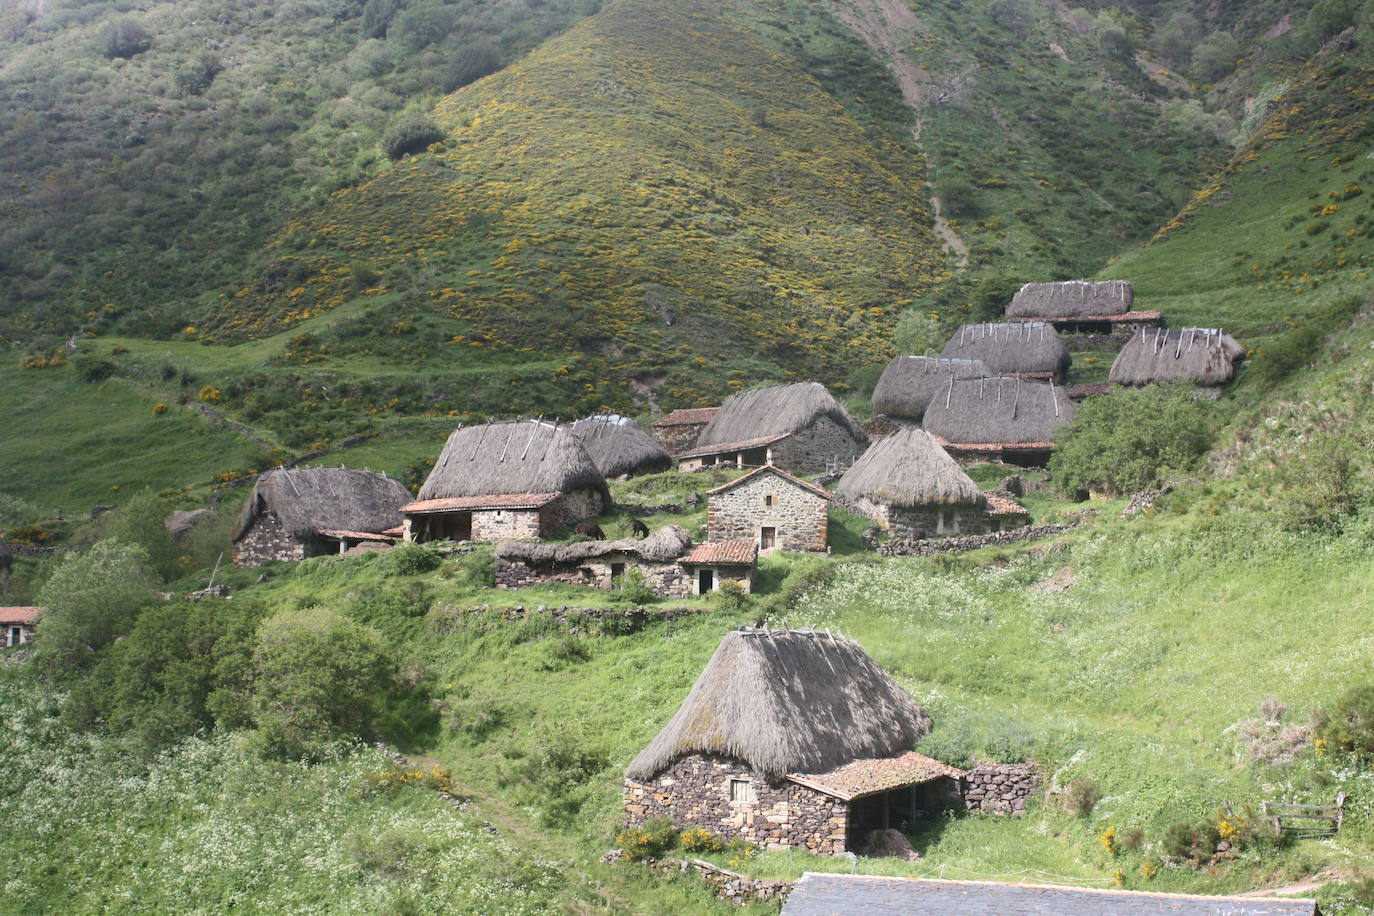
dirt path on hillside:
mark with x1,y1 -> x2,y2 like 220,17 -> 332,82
826,0 -> 969,266
1235,874 -> 1336,898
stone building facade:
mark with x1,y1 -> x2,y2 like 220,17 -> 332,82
404,487 -> 604,543
651,407 -> 719,457
707,467 -> 831,553
233,512 -> 310,566
494,539 -> 756,599
850,498 -> 990,540
624,754 -> 850,855
678,417 -> 866,475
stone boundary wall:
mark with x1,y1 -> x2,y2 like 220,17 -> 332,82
964,763 -> 1042,815
647,858 -> 792,906
876,523 -> 1076,557
613,500 -> 689,516
494,556 -> 692,599
430,603 -> 708,635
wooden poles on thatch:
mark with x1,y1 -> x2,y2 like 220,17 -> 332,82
838,429 -> 985,508
939,322 -> 1071,380
416,420 -> 608,502
232,467 -> 412,542
695,382 -> 867,449
571,414 -> 673,478
1008,280 -> 1134,318
870,356 -> 989,421
922,376 -> 1076,446
1108,328 -> 1244,387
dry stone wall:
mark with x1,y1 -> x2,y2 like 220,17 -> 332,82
876,523 -> 1076,557
470,509 -> 542,541
771,416 -> 866,474
708,472 -> 829,552
625,753 -> 848,855
494,556 -> 693,598
232,513 -> 307,567
963,763 -> 1042,815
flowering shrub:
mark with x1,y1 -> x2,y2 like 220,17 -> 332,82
679,826 -> 724,853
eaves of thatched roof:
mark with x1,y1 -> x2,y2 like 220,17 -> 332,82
627,627 -> 931,781
677,434 -> 788,461
232,467 -> 413,542
403,493 -> 561,514
695,382 -> 867,450
837,428 -> 983,509
417,420 -> 608,503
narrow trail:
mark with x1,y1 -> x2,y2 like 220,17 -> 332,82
1235,874 -> 1335,898
826,0 -> 970,267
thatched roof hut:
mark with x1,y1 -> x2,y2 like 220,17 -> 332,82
870,356 -> 989,421
695,382 -> 867,450
627,627 -> 932,781
1008,280 -> 1134,319
922,376 -> 1076,447
939,323 -> 1071,380
232,467 -> 412,542
494,525 -> 692,566
571,414 -> 673,478
416,420 -> 608,503
838,429 -> 984,509
1109,328 -> 1244,387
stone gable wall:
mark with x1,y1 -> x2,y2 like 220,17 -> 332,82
707,472 -> 828,552
964,763 -> 1042,815
624,753 -> 848,855
653,422 -> 709,457
542,488 -> 605,534
470,508 -> 542,541
771,416 -> 866,475
232,512 -> 308,567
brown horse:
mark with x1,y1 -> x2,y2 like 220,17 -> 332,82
574,522 -> 605,539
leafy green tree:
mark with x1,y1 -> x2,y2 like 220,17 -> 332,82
106,489 -> 180,581
1303,0 -> 1355,48
381,115 -> 445,160
893,310 -> 942,355
1049,382 -> 1213,497
252,606 -> 396,758
1092,11 -> 1133,60
1270,432 -> 1362,532
174,52 -> 222,98
34,540 -> 158,676
1190,31 -> 1241,82
97,16 -> 151,59
1154,12 -> 1201,67
444,38 -> 503,91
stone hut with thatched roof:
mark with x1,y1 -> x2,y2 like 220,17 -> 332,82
706,465 -> 832,553
624,627 -> 963,855
403,420 -> 608,543
571,414 -> 673,479
677,383 -> 867,474
493,525 -> 756,597
838,429 -> 993,538
939,322 -> 1072,381
651,407 -> 720,457
1007,280 -> 1161,335
1,606 -> 39,649
1109,328 -> 1244,391
870,356 -> 989,424
231,467 -> 412,566
923,376 -> 1076,467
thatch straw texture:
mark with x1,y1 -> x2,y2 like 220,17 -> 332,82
1008,280 -> 1134,318
870,356 -> 989,420
494,525 -> 691,564
417,420 -> 608,502
838,429 -> 984,508
571,414 -> 673,478
1109,328 -> 1244,387
232,468 -> 413,541
626,628 -> 932,781
696,383 -> 867,449
939,323 -> 1071,378
922,377 -> 1076,445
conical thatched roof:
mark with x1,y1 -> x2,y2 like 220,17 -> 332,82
1109,328 -> 1244,387
571,414 -> 673,478
232,467 -> 413,542
416,420 -> 608,502
695,382 -> 867,450
495,524 -> 692,564
626,628 -> 932,781
1008,280 -> 1134,318
871,356 -> 989,421
838,429 -> 984,508
939,323 -> 1071,378
923,377 -> 1076,446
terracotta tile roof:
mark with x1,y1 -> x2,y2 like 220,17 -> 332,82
676,434 -> 789,461
706,465 -> 833,500
0,607 -> 41,625
787,750 -> 963,801
316,528 -> 397,542
402,493 -> 561,514
679,540 -> 758,566
1007,310 -> 1163,322
652,407 -> 720,427
380,525 -> 404,537
784,873 -> 1318,916
983,494 -> 1029,517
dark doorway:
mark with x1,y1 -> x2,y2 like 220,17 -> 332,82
698,568 -> 714,594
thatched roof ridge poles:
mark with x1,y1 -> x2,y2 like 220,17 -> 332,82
466,423 -> 489,463
1049,378 -> 1059,417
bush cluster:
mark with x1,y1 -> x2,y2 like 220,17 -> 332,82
381,115 -> 446,160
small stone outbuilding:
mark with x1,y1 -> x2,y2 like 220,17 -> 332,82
404,420 -> 608,543
679,540 -> 758,595
232,467 -> 412,567
707,465 -> 832,553
677,383 -> 867,474
624,628 -> 963,855
838,429 -> 991,539
1,606 -> 39,648
651,407 -> 720,457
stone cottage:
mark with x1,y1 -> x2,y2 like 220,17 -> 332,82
676,383 -> 867,474
232,467 -> 413,567
706,465 -> 832,553
922,376 -> 1076,467
1006,279 -> 1160,336
403,420 -> 609,543
493,526 -> 757,597
1,606 -> 39,649
838,428 -> 993,538
624,627 -> 964,855
651,407 -> 720,457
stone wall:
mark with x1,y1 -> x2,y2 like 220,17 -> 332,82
624,753 -> 848,855
430,603 -> 709,637
470,508 -> 542,541
494,555 -> 694,598
232,512 -> 308,567
543,487 -> 605,534
771,416 -> 866,475
633,857 -> 792,906
963,763 -> 1042,815
851,498 -> 991,540
708,471 -> 829,553
876,523 -> 1076,557
653,422 -> 710,457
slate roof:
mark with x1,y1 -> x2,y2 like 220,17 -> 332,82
0,607 -> 41,625
983,494 -> 1029,517
706,465 -> 833,500
653,407 -> 720,427
782,874 -> 1319,916
787,751 -> 963,801
680,540 -> 758,566
401,493 -> 561,514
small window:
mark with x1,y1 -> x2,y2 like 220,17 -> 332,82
730,778 -> 755,803
764,494 -> 774,508
610,562 -> 625,580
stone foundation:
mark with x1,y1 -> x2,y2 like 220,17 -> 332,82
963,763 -> 1042,816
769,416 -> 867,475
